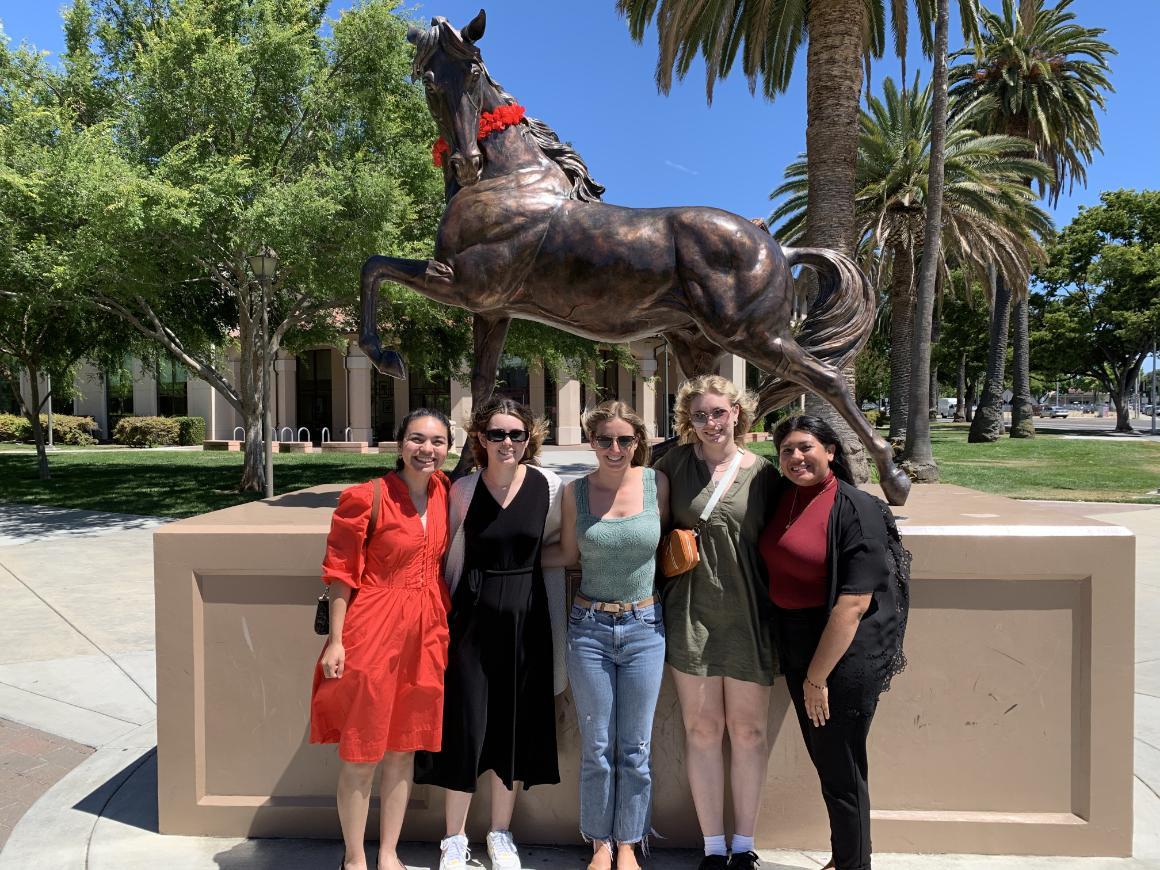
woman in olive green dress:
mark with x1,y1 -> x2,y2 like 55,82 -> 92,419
654,374 -> 778,870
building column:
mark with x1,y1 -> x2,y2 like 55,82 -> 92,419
449,378 -> 471,449
187,377 -> 216,441
133,358 -> 158,417
556,373 -> 583,446
345,342 -> 372,442
393,368 -> 410,435
72,362 -> 105,433
719,353 -> 746,387
274,352 -> 297,436
634,357 -> 659,438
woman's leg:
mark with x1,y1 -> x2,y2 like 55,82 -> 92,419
722,677 -> 773,840
337,759 -> 379,870
444,788 -> 473,837
612,607 -> 667,865
376,752 -> 413,870
489,770 -> 520,831
567,613 -> 617,863
670,668 -> 727,842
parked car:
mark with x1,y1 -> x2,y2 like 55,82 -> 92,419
1038,406 -> 1070,418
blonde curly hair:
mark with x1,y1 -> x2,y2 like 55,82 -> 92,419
582,400 -> 652,467
672,374 -> 757,446
466,397 -> 547,467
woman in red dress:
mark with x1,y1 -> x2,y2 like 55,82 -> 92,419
311,408 -> 454,870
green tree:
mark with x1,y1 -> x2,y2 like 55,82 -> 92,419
1033,190 -> 1160,433
952,0 -> 1114,442
770,76 -> 1051,439
0,38 -> 136,478
933,274 -> 990,421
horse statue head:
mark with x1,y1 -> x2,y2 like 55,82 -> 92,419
408,11 -> 491,187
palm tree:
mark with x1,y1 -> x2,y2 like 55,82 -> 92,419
769,76 -> 1052,440
951,0 -> 1113,442
616,0 -> 978,480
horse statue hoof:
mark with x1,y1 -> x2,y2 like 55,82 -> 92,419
358,337 -> 407,380
881,466 -> 912,506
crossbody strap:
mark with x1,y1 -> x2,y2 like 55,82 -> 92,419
698,449 -> 744,524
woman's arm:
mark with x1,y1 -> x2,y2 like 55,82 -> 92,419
320,583 -> 354,678
655,469 -> 671,530
802,592 -> 871,725
541,481 -> 580,568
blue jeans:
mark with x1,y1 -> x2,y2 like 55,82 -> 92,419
565,601 -> 666,844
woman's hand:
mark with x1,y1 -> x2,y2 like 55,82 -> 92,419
804,675 -> 829,727
320,640 -> 345,679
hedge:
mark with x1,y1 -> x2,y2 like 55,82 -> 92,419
0,413 -> 98,445
112,415 -> 207,447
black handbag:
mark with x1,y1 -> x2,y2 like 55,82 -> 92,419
315,477 -> 382,635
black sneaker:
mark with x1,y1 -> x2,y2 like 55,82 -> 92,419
697,855 -> 729,870
726,851 -> 760,870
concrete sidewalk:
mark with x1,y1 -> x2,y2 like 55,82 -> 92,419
2,474 -> 1160,869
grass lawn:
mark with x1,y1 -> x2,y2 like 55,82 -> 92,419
0,449 -> 422,518
748,423 -> 1160,504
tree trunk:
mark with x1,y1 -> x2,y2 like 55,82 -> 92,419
969,267 -> 1011,442
887,246 -> 915,441
965,376 -> 976,422
954,353 -> 966,422
236,315 -> 266,493
929,365 -> 939,420
803,0 -> 868,480
1108,386 -> 1132,433
901,0 -> 948,482
1009,297 -> 1035,438
25,363 -> 50,480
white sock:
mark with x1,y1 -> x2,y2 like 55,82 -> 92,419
731,834 -> 754,855
704,835 -> 727,856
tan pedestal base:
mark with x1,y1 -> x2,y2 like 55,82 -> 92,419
319,441 -> 369,453
153,485 -> 1134,855
201,440 -> 242,451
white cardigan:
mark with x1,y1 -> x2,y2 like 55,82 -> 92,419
443,464 -> 567,695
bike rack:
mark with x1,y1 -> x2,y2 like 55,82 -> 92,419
297,427 -> 310,442
232,427 -> 246,441
320,427 -> 330,443
278,427 -> 293,442
344,427 -> 353,441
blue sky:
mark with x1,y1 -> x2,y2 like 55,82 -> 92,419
2,1 -> 1157,231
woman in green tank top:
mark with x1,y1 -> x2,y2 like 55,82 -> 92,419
543,401 -> 670,870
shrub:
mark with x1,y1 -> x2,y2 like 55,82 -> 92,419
0,414 -> 31,442
0,413 -> 96,444
174,416 -> 207,446
113,416 -> 181,447
863,409 -> 881,427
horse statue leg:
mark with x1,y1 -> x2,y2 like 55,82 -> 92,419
451,313 -> 512,478
358,254 -> 456,378
662,327 -> 724,379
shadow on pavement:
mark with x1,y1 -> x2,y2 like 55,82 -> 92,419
0,505 -> 164,544
73,748 -> 159,833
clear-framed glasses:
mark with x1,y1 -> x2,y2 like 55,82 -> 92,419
484,428 -> 529,443
594,435 -> 637,450
690,406 -> 733,428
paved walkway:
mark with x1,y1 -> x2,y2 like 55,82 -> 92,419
1,467 -> 1159,869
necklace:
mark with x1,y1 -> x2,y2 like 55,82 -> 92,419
784,487 -> 800,530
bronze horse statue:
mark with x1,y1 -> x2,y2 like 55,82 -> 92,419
359,10 -> 911,505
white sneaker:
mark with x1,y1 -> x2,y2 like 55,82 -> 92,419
486,829 -> 521,870
440,834 -> 471,870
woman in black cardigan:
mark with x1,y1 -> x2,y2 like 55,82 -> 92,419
758,415 -> 909,870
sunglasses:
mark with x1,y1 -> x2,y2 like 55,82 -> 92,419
593,435 -> 637,450
483,428 -> 529,443
690,406 -> 733,428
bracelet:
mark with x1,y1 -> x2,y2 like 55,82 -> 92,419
805,675 -> 826,691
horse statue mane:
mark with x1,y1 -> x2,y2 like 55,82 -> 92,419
410,17 -> 606,203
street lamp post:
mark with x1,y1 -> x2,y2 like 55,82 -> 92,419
247,246 -> 279,499
1152,330 -> 1157,436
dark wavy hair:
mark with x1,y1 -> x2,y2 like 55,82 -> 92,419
394,407 -> 453,472
772,414 -> 855,485
466,396 -> 546,468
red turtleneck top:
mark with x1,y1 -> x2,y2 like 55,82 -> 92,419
759,471 -> 838,609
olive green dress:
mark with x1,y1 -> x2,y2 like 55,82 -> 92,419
655,444 -> 778,685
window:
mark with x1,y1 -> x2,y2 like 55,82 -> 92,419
408,370 -> 450,416
543,366 -> 558,445
296,349 -> 333,443
598,350 -> 618,402
157,358 -> 188,416
495,356 -> 529,406
106,357 -> 134,434
372,371 -> 396,445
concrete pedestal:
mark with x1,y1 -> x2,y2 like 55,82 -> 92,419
154,485 -> 1134,856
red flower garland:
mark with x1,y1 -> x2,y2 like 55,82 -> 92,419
432,104 -> 526,168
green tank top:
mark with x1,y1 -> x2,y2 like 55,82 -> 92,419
575,468 -> 661,603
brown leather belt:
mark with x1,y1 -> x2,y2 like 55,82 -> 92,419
574,593 -> 657,614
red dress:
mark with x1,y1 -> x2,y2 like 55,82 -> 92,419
310,471 -> 451,762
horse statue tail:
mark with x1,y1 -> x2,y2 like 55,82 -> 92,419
755,246 -> 877,416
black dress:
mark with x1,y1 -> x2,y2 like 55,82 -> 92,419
414,470 -> 559,792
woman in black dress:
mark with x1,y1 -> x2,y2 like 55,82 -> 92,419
415,398 -> 563,870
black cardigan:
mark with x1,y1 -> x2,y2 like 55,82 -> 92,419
770,476 -> 910,710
